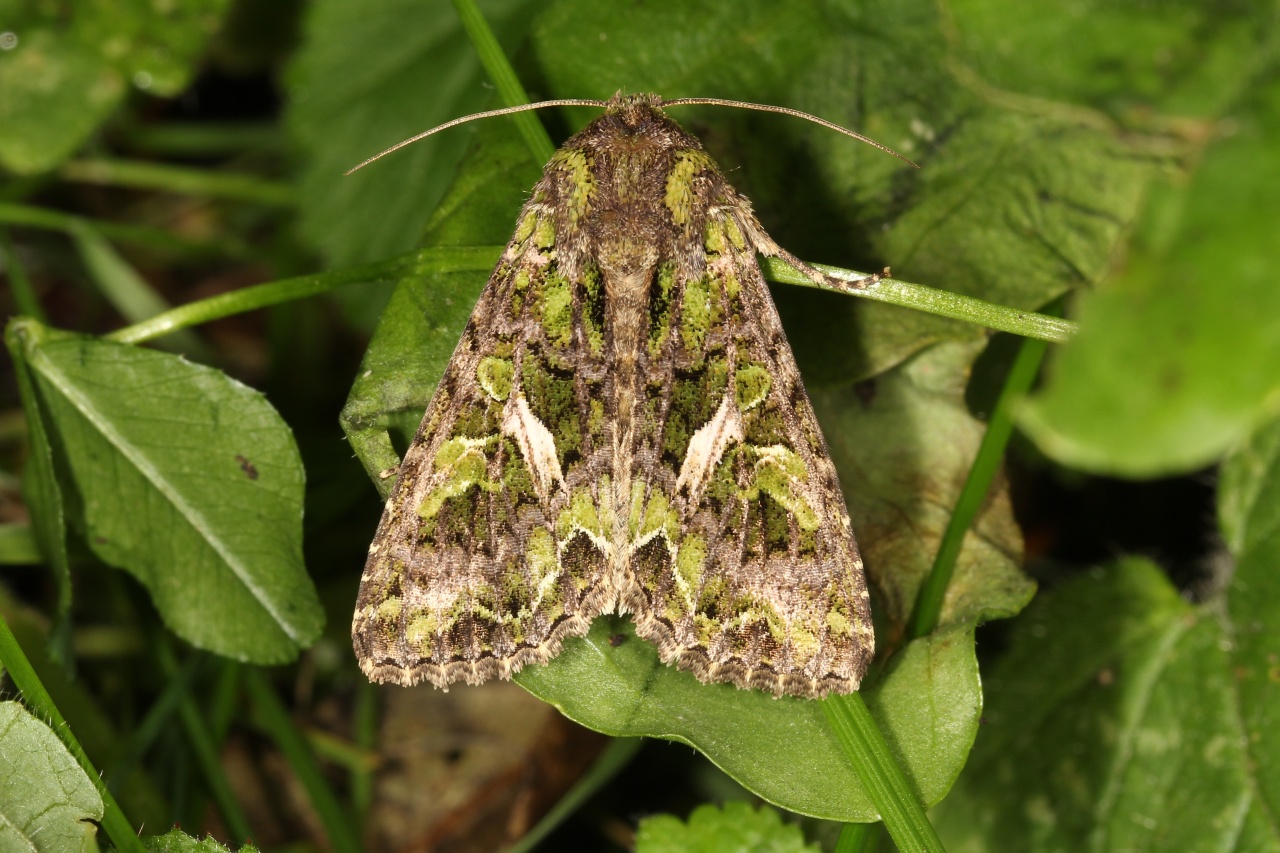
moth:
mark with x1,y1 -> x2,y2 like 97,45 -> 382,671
352,92 -> 908,698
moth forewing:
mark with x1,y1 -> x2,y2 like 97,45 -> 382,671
353,92 -> 877,698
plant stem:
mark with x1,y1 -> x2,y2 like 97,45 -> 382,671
765,258 -> 1076,343
0,201 -> 249,257
835,821 -> 880,853
451,0 -> 557,163
822,694 -> 946,853
59,158 -> 293,206
503,738 -> 644,853
0,616 -> 145,853
153,642 -> 255,844
244,668 -> 364,853
1,229 -> 45,321
909,301 -> 1057,639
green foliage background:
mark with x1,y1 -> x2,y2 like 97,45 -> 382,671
1,0 -> 1278,851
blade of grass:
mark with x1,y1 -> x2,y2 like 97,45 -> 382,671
153,641 -> 254,844
244,667 -> 364,853
502,738 -> 644,853
450,0 -> 556,163
108,246 -> 497,344
834,821 -> 878,853
60,158 -> 293,206
122,121 -> 283,157
208,660 -> 242,743
765,258 -> 1077,344
104,651 -> 205,795
908,301 -> 1058,640
0,201 -> 252,258
68,222 -> 210,356
1,229 -> 45,321
0,615 -> 145,853
0,524 -> 40,564
305,726 -> 379,775
351,679 -> 378,826
4,322 -> 73,665
822,694 -> 946,853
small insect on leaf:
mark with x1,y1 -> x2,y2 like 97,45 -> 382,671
352,92 -> 907,698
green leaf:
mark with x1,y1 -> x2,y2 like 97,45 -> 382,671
811,341 -> 1035,638
0,524 -> 40,565
0,588 -> 171,837
68,223 -> 208,357
4,324 -> 73,649
1221,415 -> 1280,829
142,828 -> 260,852
0,0 -> 232,174
0,701 -> 104,853
516,618 -> 980,822
528,0 -> 1141,381
340,127 -> 533,490
11,318 -> 322,663
1017,68 -> 1280,477
944,0 -> 1262,117
636,801 -> 819,853
285,0 -> 543,278
933,557 -> 1279,851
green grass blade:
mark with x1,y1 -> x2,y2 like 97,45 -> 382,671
1,229 -> 45,321
154,642 -> 255,844
909,306 -> 1056,640
244,667 -> 363,853
834,821 -> 879,853
0,616 -> 145,853
451,0 -> 556,163
502,738 -> 644,853
104,651 -> 204,794
59,158 -> 293,206
108,247 -> 497,344
822,694 -> 945,853
765,258 -> 1077,344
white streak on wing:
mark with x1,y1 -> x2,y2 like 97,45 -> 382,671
501,394 -> 565,498
675,393 -> 743,500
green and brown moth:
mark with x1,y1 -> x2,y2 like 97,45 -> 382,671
352,92 -> 903,698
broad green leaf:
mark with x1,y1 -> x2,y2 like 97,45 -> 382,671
4,323 -> 72,646
142,829 -> 260,852
1017,69 -> 1280,477
340,127 -> 533,490
12,319 -> 322,663
811,341 -> 1034,640
67,224 -> 207,357
0,1 -> 231,173
933,558 -> 1279,852
517,618 -> 980,822
945,0 -> 1263,117
0,524 -> 40,565
0,701 -> 103,853
636,801 -> 819,853
285,0 -> 543,282
0,588 -> 170,835
530,0 -> 1144,380
1221,414 -> 1280,827
1219,415 -> 1280,557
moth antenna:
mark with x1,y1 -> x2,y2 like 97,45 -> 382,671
661,97 -> 919,168
345,98 -> 608,175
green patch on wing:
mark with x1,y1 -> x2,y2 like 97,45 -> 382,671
665,150 -> 715,225
419,436 -> 496,521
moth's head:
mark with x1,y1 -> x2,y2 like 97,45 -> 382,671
346,92 -> 916,176
604,92 -> 666,125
